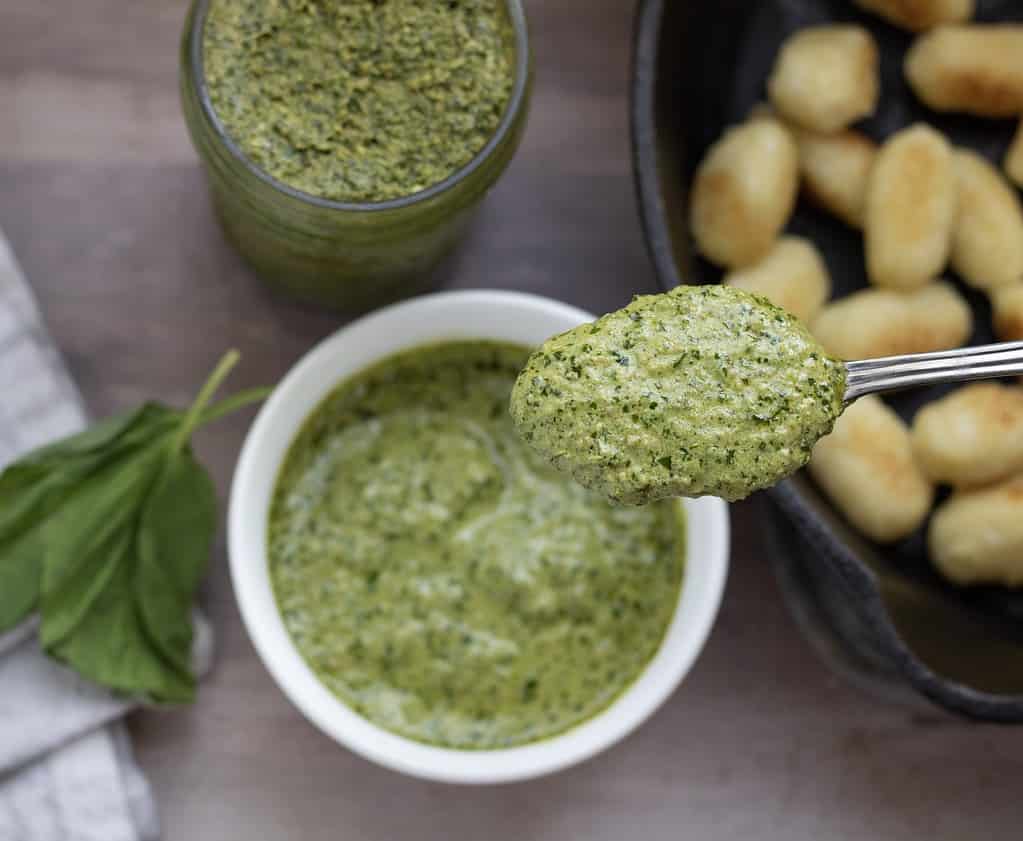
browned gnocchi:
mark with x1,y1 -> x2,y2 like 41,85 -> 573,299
1006,119 -> 1023,189
723,236 -> 831,323
864,124 -> 958,290
809,396 -> 934,543
689,117 -> 799,268
911,383 -> 1023,487
950,150 -> 1023,290
795,128 -> 877,229
811,282 -> 971,360
708,21 -> 1023,591
853,0 -> 973,32
929,476 -> 1023,586
991,283 -> 1023,342
905,25 -> 1023,117
767,26 -> 879,133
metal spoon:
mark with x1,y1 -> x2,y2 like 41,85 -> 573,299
844,340 -> 1023,402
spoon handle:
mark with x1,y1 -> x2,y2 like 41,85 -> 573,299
843,340 -> 1023,402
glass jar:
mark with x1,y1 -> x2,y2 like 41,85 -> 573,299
179,0 -> 532,312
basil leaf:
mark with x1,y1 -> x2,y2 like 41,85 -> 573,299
0,451 -> 106,542
14,404 -> 176,466
0,350 -> 270,702
45,527 -> 195,703
38,438 -> 212,702
0,463 -> 90,630
0,404 -> 176,537
39,440 -> 167,648
135,448 -> 217,675
0,407 -> 176,632
0,528 -> 46,630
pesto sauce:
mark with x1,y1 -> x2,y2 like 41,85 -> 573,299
203,0 -> 516,202
510,285 -> 847,504
269,342 -> 685,750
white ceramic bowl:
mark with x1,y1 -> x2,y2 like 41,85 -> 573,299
229,289 -> 730,784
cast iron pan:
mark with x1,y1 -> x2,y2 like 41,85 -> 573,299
631,0 -> 1023,720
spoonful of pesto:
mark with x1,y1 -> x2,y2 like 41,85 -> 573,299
510,285 -> 1023,504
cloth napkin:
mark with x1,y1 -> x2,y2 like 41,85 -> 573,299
0,232 -> 211,841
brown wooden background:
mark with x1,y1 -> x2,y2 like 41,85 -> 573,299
2,1 -> 1021,838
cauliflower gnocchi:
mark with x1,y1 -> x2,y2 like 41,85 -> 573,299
865,124 -> 958,290
929,476 -> 1023,586
1006,119 -> 1023,189
767,26 -> 880,133
853,0 -> 973,32
723,236 -> 831,323
991,283 -> 1023,342
795,128 -> 877,228
950,150 -> 1023,290
811,282 -> 971,360
810,396 -> 934,543
905,25 -> 1023,117
690,117 -> 799,268
911,383 -> 1023,487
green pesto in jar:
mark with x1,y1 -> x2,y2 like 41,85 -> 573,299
510,285 -> 847,505
202,0 -> 516,202
268,342 -> 685,749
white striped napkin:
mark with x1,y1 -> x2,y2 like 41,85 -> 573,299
0,231 -> 210,841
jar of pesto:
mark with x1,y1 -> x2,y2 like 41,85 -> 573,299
180,0 -> 531,311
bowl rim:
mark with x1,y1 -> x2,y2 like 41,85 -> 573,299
627,0 -> 1023,722
228,289 -> 731,782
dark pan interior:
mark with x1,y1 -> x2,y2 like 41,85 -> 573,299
632,0 -> 1023,718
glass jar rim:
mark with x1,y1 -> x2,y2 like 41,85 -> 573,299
187,0 -> 531,213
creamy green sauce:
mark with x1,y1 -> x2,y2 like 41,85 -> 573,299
269,342 -> 684,749
202,0 -> 515,202
510,285 -> 847,504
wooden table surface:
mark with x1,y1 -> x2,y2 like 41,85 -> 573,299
3,2 -> 1022,839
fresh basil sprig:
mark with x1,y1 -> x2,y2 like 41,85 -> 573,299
0,351 -> 269,703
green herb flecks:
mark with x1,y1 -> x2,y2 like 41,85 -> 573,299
203,0 -> 516,202
510,285 -> 847,505
0,351 -> 270,703
268,342 -> 684,749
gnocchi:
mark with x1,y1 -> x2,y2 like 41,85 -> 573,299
864,124 -> 957,290
911,383 -> 1023,487
795,128 -> 877,228
767,26 -> 880,133
699,20 -> 1023,592
853,0 -> 974,32
950,149 -> 1023,290
689,117 -> 799,268
929,476 -> 1023,587
1006,119 -> 1023,189
809,396 -> 934,543
990,283 -> 1023,342
905,25 -> 1023,117
811,282 -> 971,360
723,236 -> 831,323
